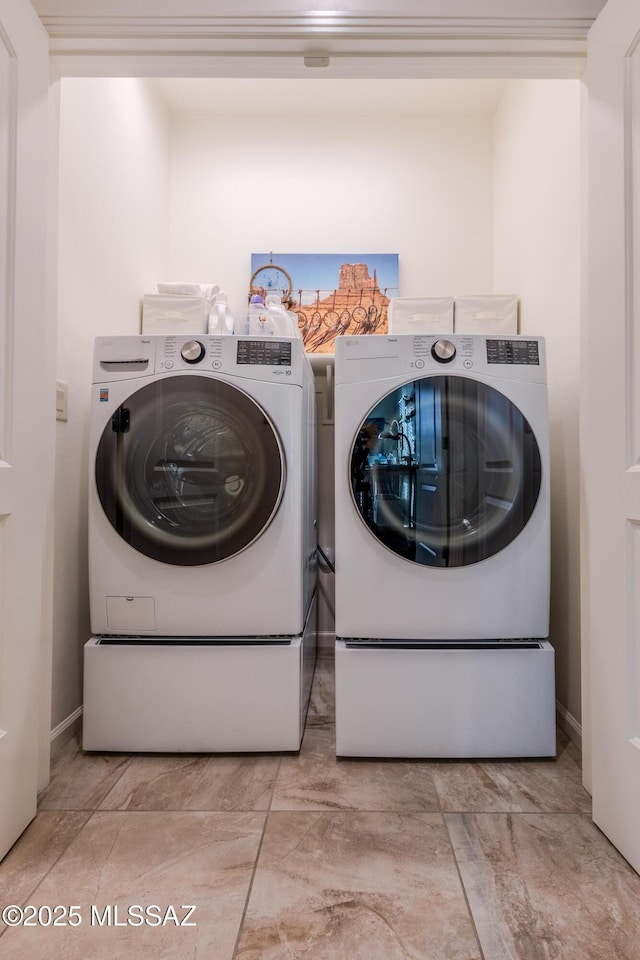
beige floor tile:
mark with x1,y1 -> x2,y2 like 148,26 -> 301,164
430,734 -> 591,813
272,724 -> 440,811
98,753 -> 280,811
306,656 -> 335,727
8,657 -> 626,960
38,737 -> 132,811
0,811 -> 264,959
446,812 -> 640,960
236,810 -> 481,960
0,812 -> 91,933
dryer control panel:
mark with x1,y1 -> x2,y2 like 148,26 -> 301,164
334,334 -> 546,385
486,338 -> 540,365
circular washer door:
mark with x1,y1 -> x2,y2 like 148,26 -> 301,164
96,375 -> 285,565
350,374 -> 542,568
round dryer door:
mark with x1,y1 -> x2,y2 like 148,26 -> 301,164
95,375 -> 285,565
350,375 -> 542,568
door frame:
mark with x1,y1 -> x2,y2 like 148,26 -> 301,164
0,0 -> 56,852
36,3 -> 597,83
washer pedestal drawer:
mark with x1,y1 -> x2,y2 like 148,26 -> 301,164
82,597 -> 317,753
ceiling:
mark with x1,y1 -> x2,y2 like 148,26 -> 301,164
149,77 -> 509,118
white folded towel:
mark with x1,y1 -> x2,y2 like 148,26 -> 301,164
156,282 -> 221,303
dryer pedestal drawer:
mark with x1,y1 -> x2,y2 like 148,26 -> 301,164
335,639 -> 555,759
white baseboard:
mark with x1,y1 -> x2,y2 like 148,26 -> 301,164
50,706 -> 83,758
556,700 -> 582,752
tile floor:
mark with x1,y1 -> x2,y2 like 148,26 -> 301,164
1,656 -> 640,959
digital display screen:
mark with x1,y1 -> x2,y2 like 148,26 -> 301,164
486,339 -> 540,365
236,340 -> 292,366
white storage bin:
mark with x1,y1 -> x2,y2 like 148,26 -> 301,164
454,295 -> 519,335
387,297 -> 454,335
141,294 -> 209,335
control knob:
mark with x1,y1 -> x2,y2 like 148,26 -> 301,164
431,339 -> 456,363
181,340 -> 205,364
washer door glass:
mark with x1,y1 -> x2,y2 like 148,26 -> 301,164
96,375 -> 285,566
350,375 -> 542,567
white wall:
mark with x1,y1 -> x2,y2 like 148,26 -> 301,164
53,78 -> 170,735
167,115 -> 494,316
493,79 -> 582,733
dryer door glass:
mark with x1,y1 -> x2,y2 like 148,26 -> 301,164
350,375 -> 542,567
95,375 -> 285,565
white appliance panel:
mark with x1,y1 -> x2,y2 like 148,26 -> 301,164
335,640 -> 556,758
334,334 -> 550,641
89,335 -> 316,637
333,333 -> 554,759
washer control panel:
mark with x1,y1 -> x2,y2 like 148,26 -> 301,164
180,339 -> 205,364
159,336 -> 224,371
236,340 -> 292,366
94,335 -> 303,384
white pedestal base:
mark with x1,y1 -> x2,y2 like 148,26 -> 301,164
335,639 -> 555,758
83,597 -> 316,753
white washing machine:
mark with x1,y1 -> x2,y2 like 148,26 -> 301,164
83,334 -> 317,752
334,333 -> 555,758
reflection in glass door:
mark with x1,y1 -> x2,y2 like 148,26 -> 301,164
350,375 -> 542,568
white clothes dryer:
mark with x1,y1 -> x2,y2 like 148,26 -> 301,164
83,334 -> 317,752
333,334 -> 555,758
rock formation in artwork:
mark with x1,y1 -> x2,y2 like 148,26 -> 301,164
296,263 -> 391,354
